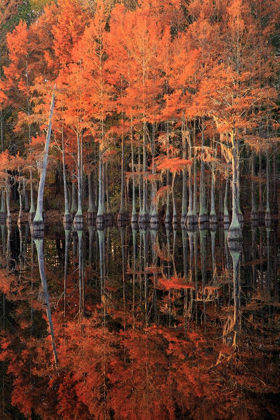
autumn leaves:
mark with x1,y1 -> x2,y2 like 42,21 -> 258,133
0,0 -> 278,232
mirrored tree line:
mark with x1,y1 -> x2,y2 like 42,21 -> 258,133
0,222 -> 279,419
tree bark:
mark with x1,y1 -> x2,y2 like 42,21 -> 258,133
73,132 -> 83,227
33,90 -> 55,228
198,118 -> 208,226
228,135 -> 242,244
61,128 -> 71,224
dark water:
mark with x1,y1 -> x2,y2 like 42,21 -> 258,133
0,222 -> 279,420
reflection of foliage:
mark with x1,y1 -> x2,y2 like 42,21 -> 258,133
1,305 -> 279,420
0,226 -> 279,419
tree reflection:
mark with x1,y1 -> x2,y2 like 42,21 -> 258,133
0,225 -> 279,419
34,238 -> 58,367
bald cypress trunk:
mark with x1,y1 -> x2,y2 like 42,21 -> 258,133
97,119 -> 105,227
0,186 -> 5,224
258,151 -> 264,220
165,122 -> 171,225
172,173 -> 177,226
186,120 -> 194,228
61,128 -> 71,225
150,123 -> 158,227
5,179 -> 11,226
87,172 -> 95,224
139,123 -> 148,224
224,170 -> 230,225
209,143 -> 217,226
0,110 -> 3,152
97,148 -> 105,226
118,127 -> 128,222
265,149 -> 271,222
29,169 -> 36,223
73,132 -> 83,227
228,136 -> 242,244
70,178 -> 77,216
193,120 -> 198,224
17,180 -> 24,225
198,118 -> 208,226
250,152 -> 258,221
131,122 -> 137,224
181,115 -> 187,226
33,91 -> 55,232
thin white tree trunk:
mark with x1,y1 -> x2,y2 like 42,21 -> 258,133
74,132 -> 83,221
33,91 -> 55,224
199,118 -> 208,225
29,169 -> 35,214
61,128 -> 70,221
228,135 -> 242,243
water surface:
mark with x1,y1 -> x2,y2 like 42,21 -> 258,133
0,222 -> 279,419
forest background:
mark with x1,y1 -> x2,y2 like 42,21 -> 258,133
0,0 -> 279,238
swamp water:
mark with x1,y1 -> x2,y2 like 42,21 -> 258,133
0,222 -> 279,419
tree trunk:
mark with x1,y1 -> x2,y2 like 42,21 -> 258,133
172,173 -> 177,226
131,122 -> 137,224
29,169 -> 35,223
186,122 -> 194,227
228,137 -> 242,244
198,118 -> 208,226
181,115 -> 187,225
5,179 -> 11,226
118,130 -> 127,222
120,146 -> 125,216
139,123 -> 148,223
150,124 -> 158,227
210,143 -> 217,225
272,148 -> 277,215
87,171 -> 95,224
237,141 -> 243,222
224,170 -> 230,225
265,149 -> 271,222
97,153 -> 105,225
70,177 -> 77,215
218,176 -> 224,222
61,128 -> 71,224
73,132 -> 83,227
193,119 -> 198,222
18,180 -> 23,225
165,121 -> 171,225
0,110 -> 3,152
97,119 -> 105,226
0,187 -> 5,217
258,151 -> 264,219
105,162 -> 113,224
250,152 -> 258,221
23,179 -> 29,212
33,91 -> 55,231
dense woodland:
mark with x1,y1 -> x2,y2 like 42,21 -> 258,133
0,0 -> 279,240
0,2 -> 280,419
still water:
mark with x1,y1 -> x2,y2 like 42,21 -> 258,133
0,222 -> 279,420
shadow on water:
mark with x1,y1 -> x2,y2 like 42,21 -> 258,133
0,222 -> 279,419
